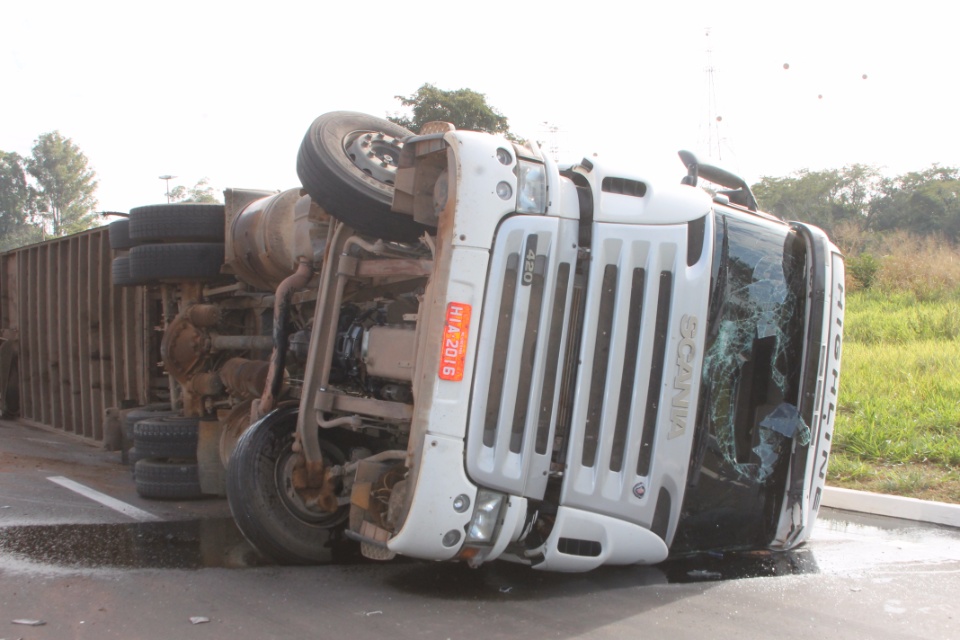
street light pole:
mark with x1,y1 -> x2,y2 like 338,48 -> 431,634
159,175 -> 176,203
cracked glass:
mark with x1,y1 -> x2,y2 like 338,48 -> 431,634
673,210 -> 808,553
700,214 -> 808,483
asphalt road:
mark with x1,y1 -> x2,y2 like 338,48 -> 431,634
1,420 -> 958,639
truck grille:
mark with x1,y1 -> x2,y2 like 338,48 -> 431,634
467,217 -> 712,525
558,221 -> 711,527
466,217 -> 578,498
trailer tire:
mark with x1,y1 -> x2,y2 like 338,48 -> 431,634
112,256 -> 136,287
109,219 -> 137,250
112,255 -> 156,287
134,459 -> 203,499
129,203 -> 225,243
124,403 -> 176,430
128,243 -> 225,282
227,406 -> 348,564
126,446 -> 145,468
297,111 -> 432,242
123,404 -> 176,456
133,416 -> 199,459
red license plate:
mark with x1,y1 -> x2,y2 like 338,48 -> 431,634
439,302 -> 471,381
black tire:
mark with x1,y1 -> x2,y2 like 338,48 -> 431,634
134,459 -> 203,499
124,403 -> 176,430
296,111 -> 432,242
123,404 -> 176,451
109,219 -> 137,250
133,416 -> 199,459
126,446 -> 145,468
111,256 -> 151,287
129,203 -> 225,243
128,243 -> 225,282
111,255 -> 129,284
227,406 -> 347,564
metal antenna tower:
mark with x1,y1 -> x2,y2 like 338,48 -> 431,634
703,27 -> 723,161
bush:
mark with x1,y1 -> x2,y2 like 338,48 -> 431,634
847,252 -> 880,290
873,233 -> 960,300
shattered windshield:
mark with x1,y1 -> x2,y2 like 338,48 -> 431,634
673,211 -> 808,553
702,213 -> 808,483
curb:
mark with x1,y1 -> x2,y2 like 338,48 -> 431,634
822,486 -> 960,528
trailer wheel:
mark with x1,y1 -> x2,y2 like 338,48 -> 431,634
134,459 -> 203,499
124,403 -> 176,434
126,446 -> 145,468
111,256 -> 129,286
227,406 -> 348,564
109,219 -> 137,250
128,243 -> 225,282
111,255 -> 153,287
123,404 -> 176,460
129,203 -> 225,243
297,111 -> 432,242
133,416 -> 199,459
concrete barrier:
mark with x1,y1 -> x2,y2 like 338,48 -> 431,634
823,486 -> 960,528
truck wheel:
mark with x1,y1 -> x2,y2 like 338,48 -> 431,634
134,459 -> 203,499
126,446 -> 145,468
123,404 -> 176,456
128,243 -> 225,282
129,203 -> 225,243
133,416 -> 199,459
297,111 -> 433,242
227,406 -> 348,564
111,256 -> 152,287
109,219 -> 137,250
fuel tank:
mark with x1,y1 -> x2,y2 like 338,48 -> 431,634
226,188 -> 329,291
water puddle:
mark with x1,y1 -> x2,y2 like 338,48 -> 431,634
807,508 -> 960,574
0,518 -> 361,570
0,508 -> 955,576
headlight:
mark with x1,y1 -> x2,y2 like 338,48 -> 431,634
516,160 -> 547,214
465,489 -> 505,544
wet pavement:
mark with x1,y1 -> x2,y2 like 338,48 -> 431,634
1,506 -> 956,580
2,419 -> 959,638
1,415 -> 957,581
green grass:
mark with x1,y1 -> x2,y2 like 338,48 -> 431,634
830,289 -> 960,502
843,290 -> 960,344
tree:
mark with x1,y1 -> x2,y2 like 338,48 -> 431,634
867,165 -> 960,240
0,151 -> 43,252
752,165 -> 881,234
388,84 -> 513,136
168,177 -> 221,204
26,131 -> 98,237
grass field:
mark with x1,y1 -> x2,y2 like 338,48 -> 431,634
829,289 -> 960,502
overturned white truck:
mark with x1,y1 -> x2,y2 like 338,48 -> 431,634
114,112 -> 844,571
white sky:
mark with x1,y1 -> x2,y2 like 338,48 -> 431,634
4,0 -> 959,215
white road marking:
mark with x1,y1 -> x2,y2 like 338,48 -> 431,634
46,476 -> 160,522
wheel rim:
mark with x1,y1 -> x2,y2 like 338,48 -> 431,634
342,130 -> 403,185
275,447 -> 342,525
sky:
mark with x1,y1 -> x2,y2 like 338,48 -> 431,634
4,0 -> 959,216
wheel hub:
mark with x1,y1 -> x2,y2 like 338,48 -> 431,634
343,130 -> 403,185
276,451 -> 339,523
